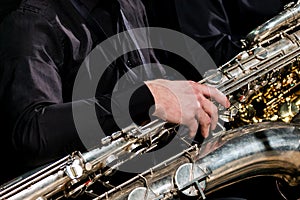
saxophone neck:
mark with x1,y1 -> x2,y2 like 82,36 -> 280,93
245,1 -> 300,47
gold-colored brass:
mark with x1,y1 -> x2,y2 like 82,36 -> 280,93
234,62 -> 300,126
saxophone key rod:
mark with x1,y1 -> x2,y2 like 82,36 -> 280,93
246,0 -> 300,46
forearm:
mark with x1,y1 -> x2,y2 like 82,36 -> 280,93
12,102 -> 86,166
10,84 -> 155,167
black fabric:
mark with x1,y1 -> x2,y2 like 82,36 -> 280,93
140,1 -> 300,200
129,84 -> 155,125
174,0 -> 296,66
142,0 -> 204,82
0,0 -> 160,184
69,0 -> 104,44
0,0 -> 21,24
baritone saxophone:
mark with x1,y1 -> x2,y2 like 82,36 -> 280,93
96,2 -> 300,199
1,1 -> 300,200
97,122 -> 300,200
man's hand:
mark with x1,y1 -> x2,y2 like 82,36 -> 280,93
145,79 -> 230,138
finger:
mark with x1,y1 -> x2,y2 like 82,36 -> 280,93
185,117 -> 199,138
196,108 -> 211,138
198,96 -> 218,130
201,123 -> 211,139
194,84 -> 230,108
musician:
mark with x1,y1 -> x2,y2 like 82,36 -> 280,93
0,0 -> 229,188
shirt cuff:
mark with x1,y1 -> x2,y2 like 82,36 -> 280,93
129,84 -> 155,125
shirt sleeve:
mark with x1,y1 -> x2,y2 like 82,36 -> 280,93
0,7 -> 155,168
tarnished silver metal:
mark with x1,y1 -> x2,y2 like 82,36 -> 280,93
0,119 -> 178,200
96,122 -> 300,200
200,1 -> 300,129
2,1 -> 300,199
94,3 -> 300,199
245,0 -> 300,46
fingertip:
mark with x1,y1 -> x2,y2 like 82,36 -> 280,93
201,126 -> 210,138
189,126 -> 198,138
211,122 -> 217,130
226,99 -> 231,108
188,119 -> 198,138
189,130 -> 196,138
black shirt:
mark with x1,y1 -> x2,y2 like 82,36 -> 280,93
0,0 -> 159,183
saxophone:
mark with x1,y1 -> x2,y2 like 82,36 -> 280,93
0,120 -> 176,200
94,2 -> 300,199
1,1 -> 300,200
97,122 -> 300,200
